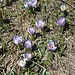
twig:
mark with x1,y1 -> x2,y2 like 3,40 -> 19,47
17,50 -> 25,54
37,49 -> 42,58
31,60 -> 45,69
31,60 -> 46,75
61,0 -> 75,10
0,54 -> 5,61
53,0 -> 59,8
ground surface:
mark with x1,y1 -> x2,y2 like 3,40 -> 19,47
0,0 -> 75,75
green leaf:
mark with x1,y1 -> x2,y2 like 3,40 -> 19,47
40,48 -> 45,57
6,71 -> 14,75
47,52 -> 54,61
60,26 -> 64,33
44,60 -> 51,66
0,11 -> 3,25
18,1 -> 25,8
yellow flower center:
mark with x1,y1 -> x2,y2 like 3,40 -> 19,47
26,55 -> 29,59
49,44 -> 53,48
40,22 -> 42,26
62,7 -> 65,10
21,61 -> 24,64
26,43 -> 30,47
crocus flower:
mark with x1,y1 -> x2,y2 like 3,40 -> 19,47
60,5 -> 66,11
24,0 -> 37,8
28,27 -> 35,35
24,3 -> 29,8
24,40 -> 32,49
36,19 -> 45,29
13,35 -> 22,44
0,0 -> 3,2
74,19 -> 75,24
30,0 -> 37,7
47,40 -> 57,50
17,59 -> 26,68
23,53 -> 32,61
57,17 -> 66,26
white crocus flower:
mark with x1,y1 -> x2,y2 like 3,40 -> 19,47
17,59 -> 26,68
24,3 -> 28,8
60,5 -> 66,11
0,0 -> 3,2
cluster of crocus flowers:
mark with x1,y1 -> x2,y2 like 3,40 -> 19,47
36,19 -> 45,29
57,17 -> 66,26
60,5 -> 66,11
17,53 -> 32,68
28,27 -> 35,35
24,0 -> 37,8
13,36 -> 32,67
13,36 -> 33,49
47,40 -> 57,50
24,40 -> 32,49
13,35 -> 22,44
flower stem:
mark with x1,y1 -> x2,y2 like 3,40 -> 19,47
60,26 -> 64,33
31,35 -> 35,41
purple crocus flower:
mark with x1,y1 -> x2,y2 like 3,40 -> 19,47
36,19 -> 45,29
26,1 -> 32,7
23,52 -> 32,61
57,17 -> 66,26
24,0 -> 37,8
74,19 -> 75,24
47,40 -> 57,50
13,35 -> 22,44
28,27 -> 35,35
30,0 -> 37,7
24,40 -> 32,49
